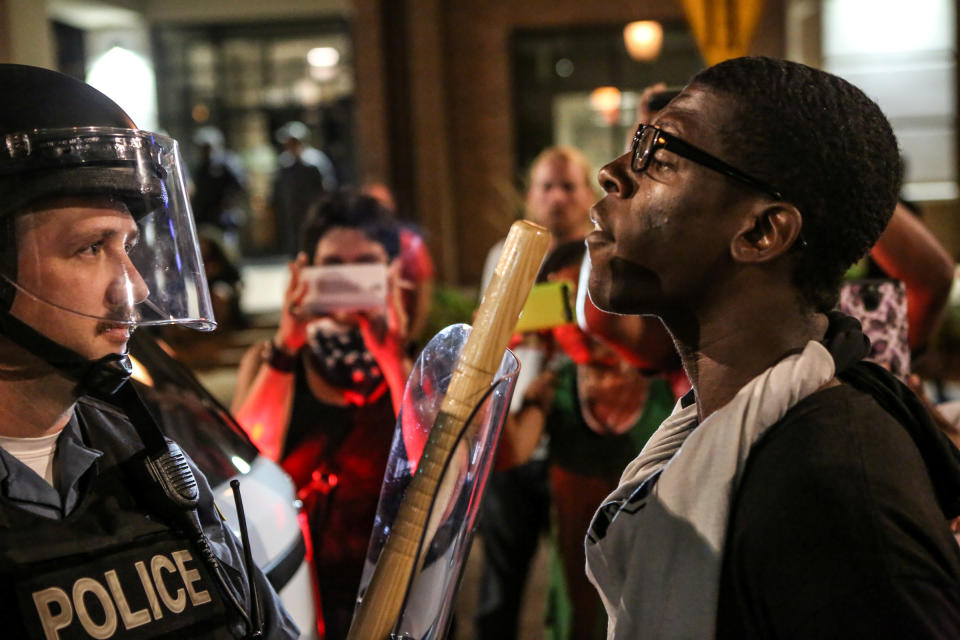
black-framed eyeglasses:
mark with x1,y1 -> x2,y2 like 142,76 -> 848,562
631,124 -> 784,201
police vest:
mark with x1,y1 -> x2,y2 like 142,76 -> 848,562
0,405 -> 242,639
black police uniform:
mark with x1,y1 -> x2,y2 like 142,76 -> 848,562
0,396 -> 299,639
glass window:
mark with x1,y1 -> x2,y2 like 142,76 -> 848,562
512,24 -> 704,177
153,20 -> 355,257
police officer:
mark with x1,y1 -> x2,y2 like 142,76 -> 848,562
0,64 -> 299,639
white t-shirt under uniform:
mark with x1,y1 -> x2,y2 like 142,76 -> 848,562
0,431 -> 59,486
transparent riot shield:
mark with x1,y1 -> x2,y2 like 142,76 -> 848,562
357,323 -> 520,640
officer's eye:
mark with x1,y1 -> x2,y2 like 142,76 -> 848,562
79,241 -> 104,256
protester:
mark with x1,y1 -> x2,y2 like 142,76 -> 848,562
849,200 -> 955,356
635,84 -> 955,363
190,125 -> 247,252
476,145 -> 597,640
270,121 -> 338,256
480,146 -> 596,290
498,241 -> 676,640
233,191 -> 408,639
584,56 -> 960,638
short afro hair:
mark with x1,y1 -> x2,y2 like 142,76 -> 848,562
300,190 -> 400,262
690,57 -> 901,312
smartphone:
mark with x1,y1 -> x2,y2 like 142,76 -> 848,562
299,263 -> 388,315
514,279 -> 576,333
647,88 -> 683,113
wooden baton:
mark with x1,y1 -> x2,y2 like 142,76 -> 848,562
346,220 -> 550,640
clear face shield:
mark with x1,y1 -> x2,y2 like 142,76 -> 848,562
0,127 -> 215,333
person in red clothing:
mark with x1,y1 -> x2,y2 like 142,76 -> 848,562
233,191 -> 410,640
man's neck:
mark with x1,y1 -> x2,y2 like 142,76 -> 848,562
0,371 -> 76,438
668,292 -> 828,423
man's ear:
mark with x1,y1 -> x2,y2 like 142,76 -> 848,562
731,203 -> 803,264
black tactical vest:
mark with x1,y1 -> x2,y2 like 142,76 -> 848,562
0,400 -> 243,639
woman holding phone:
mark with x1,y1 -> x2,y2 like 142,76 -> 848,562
232,190 -> 411,640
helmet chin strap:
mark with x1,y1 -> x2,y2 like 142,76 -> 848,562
0,310 -> 132,397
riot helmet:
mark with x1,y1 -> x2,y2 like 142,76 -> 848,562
0,64 -> 215,392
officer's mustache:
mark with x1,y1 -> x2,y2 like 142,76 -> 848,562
95,306 -> 141,335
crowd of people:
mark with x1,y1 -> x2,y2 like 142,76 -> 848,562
1,54 -> 960,640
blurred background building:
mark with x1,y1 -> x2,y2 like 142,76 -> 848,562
0,0 -> 957,381
2,0 -> 954,285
